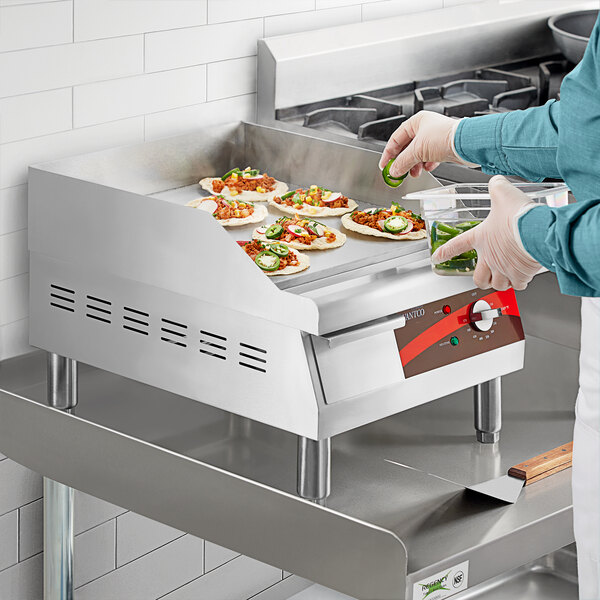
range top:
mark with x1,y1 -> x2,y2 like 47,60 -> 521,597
276,56 -> 573,145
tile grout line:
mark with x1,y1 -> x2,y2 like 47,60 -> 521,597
75,532 -> 192,592
0,50 -> 259,102
155,552 -> 242,600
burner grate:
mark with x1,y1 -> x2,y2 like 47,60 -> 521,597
282,57 -> 572,142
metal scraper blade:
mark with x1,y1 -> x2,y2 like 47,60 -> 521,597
466,474 -> 525,504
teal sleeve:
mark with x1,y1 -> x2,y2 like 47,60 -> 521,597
518,202 -> 600,297
454,101 -> 562,182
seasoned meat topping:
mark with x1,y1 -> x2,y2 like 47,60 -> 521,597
273,186 -> 350,209
351,206 -> 425,233
212,173 -> 276,194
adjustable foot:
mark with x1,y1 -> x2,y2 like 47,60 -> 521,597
297,437 -> 331,500
474,377 -> 501,444
44,353 -> 77,600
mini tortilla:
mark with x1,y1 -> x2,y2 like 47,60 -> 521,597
266,251 -> 310,277
268,197 -> 358,217
341,213 -> 427,241
186,199 -> 267,227
199,177 -> 288,202
253,226 -> 346,250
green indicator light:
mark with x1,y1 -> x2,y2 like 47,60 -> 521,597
450,336 -> 459,346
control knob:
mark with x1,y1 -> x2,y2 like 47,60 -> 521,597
469,300 -> 502,332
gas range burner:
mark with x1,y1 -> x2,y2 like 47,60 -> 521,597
303,95 -> 408,140
277,57 -> 574,143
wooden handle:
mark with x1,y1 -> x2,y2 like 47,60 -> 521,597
508,442 -> 573,486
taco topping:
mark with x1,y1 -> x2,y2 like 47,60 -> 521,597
273,185 -> 350,209
351,203 -> 425,234
262,216 -> 337,246
191,195 -> 257,220
211,167 -> 276,195
240,240 -> 300,272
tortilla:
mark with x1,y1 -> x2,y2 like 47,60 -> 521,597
267,251 -> 310,276
253,225 -> 346,250
186,198 -> 267,227
199,177 -> 288,202
341,213 -> 427,241
268,197 -> 358,217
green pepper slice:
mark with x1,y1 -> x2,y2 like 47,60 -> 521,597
383,215 -> 410,234
436,222 -> 462,236
456,220 -> 481,231
265,224 -> 284,239
382,159 -> 408,188
280,191 -> 295,200
431,240 -> 447,253
255,251 -> 280,272
221,168 -> 241,181
435,258 -> 477,272
263,242 -> 289,257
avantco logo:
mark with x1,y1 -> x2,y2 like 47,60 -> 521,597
419,572 -> 450,599
401,307 -> 425,322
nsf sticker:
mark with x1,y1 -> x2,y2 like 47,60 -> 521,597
412,561 -> 468,600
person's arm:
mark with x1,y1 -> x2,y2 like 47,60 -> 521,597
454,100 -> 562,182
456,14 -> 600,185
518,200 -> 600,297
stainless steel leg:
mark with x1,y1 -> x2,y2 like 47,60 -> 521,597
474,377 -> 501,444
44,353 -> 77,600
297,437 -> 331,500
44,480 -> 74,600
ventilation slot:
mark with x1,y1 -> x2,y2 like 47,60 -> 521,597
240,342 -> 267,354
239,361 -> 266,374
123,307 -> 149,336
50,284 -> 75,313
238,342 -> 267,373
160,318 -> 188,348
86,294 -> 112,324
199,329 -> 227,361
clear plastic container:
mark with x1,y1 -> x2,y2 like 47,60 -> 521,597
404,182 -> 569,215
405,183 -> 570,276
425,207 -> 488,276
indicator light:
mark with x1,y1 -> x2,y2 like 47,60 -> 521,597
450,336 -> 459,346
443,305 -> 451,315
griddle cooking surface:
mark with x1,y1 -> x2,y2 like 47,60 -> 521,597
152,183 -> 427,290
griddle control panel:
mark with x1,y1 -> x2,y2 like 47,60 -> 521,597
394,288 -> 524,378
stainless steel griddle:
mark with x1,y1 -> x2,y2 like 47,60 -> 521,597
152,184 -> 429,290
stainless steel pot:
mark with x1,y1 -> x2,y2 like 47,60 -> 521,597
548,10 -> 599,64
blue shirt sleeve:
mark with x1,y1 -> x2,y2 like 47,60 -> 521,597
518,202 -> 600,297
454,13 -> 600,297
455,101 -> 562,182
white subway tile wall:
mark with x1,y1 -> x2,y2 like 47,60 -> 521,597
0,0 -> 503,597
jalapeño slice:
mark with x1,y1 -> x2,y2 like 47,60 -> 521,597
265,223 -> 284,239
382,159 -> 408,188
255,251 -> 280,272
263,242 -> 289,257
383,215 -> 410,234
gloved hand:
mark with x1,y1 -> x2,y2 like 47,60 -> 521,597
432,176 -> 542,291
378,111 -> 476,179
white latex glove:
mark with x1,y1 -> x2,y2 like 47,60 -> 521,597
378,111 -> 477,179
432,176 -> 541,291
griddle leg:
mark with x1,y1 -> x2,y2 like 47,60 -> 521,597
297,437 -> 331,500
474,377 -> 501,444
44,353 -> 77,600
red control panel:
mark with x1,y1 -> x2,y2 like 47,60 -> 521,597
394,288 -> 524,378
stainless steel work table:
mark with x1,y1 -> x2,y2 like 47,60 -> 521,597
0,341 -> 576,600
